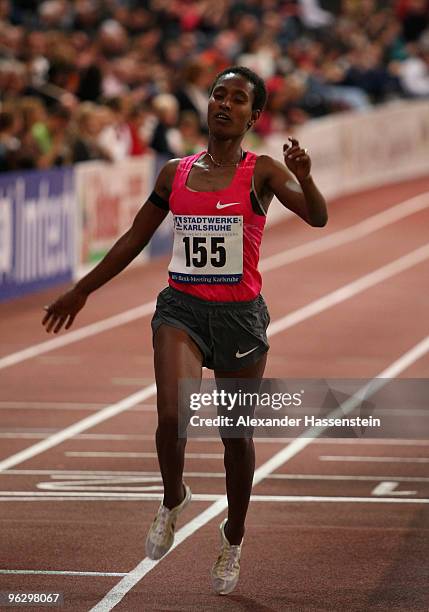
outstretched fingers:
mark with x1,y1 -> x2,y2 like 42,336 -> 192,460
65,313 -> 76,330
284,138 -> 308,161
44,311 -> 60,333
42,307 -> 52,327
42,305 -> 67,334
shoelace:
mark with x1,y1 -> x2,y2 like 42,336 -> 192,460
215,544 -> 241,574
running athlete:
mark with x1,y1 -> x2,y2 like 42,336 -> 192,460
42,66 -> 327,596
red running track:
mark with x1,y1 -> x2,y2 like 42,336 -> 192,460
0,175 -> 429,611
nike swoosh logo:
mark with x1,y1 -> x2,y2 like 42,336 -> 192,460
216,201 -> 240,209
235,346 -> 258,359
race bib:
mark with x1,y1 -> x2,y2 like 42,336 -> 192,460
168,215 -> 243,284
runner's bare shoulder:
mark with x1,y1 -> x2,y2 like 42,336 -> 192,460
155,158 -> 182,200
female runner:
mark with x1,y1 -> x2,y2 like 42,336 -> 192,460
42,66 -> 327,595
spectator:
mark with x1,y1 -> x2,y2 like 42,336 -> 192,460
19,95 -> 43,125
97,97 -> 132,162
126,102 -> 151,157
38,0 -> 71,30
174,59 -> 211,133
97,19 -> 128,59
237,35 -> 280,79
0,110 -> 19,172
0,0 -> 427,172
70,102 -> 111,163
0,0 -> 11,22
72,0 -> 103,35
177,110 -> 207,155
32,103 -> 72,168
150,93 -> 181,158
398,36 -> 429,96
340,42 -> 403,102
396,0 -> 429,42
298,0 -> 334,28
0,60 -> 28,100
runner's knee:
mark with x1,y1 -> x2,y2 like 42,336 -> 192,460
221,437 -> 254,451
157,409 -> 180,434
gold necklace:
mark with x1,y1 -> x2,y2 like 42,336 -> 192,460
205,149 -> 244,167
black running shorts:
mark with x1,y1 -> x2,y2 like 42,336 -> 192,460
151,286 -> 270,371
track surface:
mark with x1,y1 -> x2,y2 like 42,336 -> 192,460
1,176 -> 429,612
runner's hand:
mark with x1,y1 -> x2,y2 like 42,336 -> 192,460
283,138 -> 311,182
42,288 -> 88,334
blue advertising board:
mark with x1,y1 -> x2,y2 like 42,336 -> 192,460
0,168 -> 76,302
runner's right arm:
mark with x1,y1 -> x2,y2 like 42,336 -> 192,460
42,160 -> 179,334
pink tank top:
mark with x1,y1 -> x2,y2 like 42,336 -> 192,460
168,151 -> 266,302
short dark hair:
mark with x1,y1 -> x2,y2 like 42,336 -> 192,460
49,104 -> 71,121
209,66 -> 267,112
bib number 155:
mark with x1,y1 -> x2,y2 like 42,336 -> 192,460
183,237 -> 226,268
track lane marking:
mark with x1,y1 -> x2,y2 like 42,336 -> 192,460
268,474 -> 429,482
0,385 -> 156,474
371,482 -> 416,496
0,302 -> 156,370
90,334 -> 429,612
1,248 -> 428,475
320,456 -> 429,463
0,402 -> 156,412
3,470 -> 429,481
0,570 -> 126,577
1,191 -> 428,371
1,433 -> 429,444
260,191 -> 429,272
0,492 -> 427,504
64,452 -> 224,459
267,243 -> 429,336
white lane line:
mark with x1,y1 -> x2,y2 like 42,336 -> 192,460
371,482 -> 416,496
90,334 -> 429,612
269,474 -> 429,482
0,570 -> 126,577
1,252 -> 429,476
2,403 -> 425,418
64,452 -> 224,459
1,470 -> 202,477
0,492 -> 427,504
259,191 -> 429,272
313,439 -> 429,445
0,401 -> 109,409
0,434 -> 53,439
0,403 -> 156,413
37,485 -> 164,492
235,495 -> 429,504
0,385 -> 156,474
2,191 -> 428,372
1,433 -> 429,445
0,402 -> 115,410
0,434 -> 156,440
267,243 -> 429,336
320,456 -> 429,463
3,470 -> 429,483
368,409 -> 428,417
0,302 -> 156,370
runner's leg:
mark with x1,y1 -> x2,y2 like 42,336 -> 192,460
154,324 -> 203,509
214,352 -> 267,544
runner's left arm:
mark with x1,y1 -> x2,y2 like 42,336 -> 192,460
41,162 -> 178,334
261,138 -> 328,227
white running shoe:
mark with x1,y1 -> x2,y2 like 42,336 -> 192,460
145,484 -> 192,560
211,518 -> 243,595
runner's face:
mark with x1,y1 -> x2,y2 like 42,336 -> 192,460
208,74 -> 256,138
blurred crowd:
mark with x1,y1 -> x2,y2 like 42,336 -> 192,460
0,0 -> 428,172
